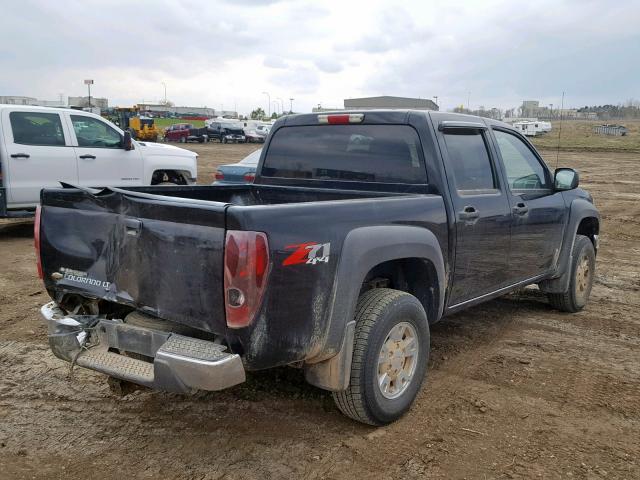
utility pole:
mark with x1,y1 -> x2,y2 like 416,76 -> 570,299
289,98 -> 294,113
262,91 -> 271,117
84,79 -> 94,108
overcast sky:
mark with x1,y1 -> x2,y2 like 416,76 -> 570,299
1,0 -> 638,115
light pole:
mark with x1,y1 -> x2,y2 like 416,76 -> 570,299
467,92 -> 471,112
289,98 -> 294,113
161,82 -> 167,104
276,97 -> 284,115
272,101 -> 279,116
84,79 -> 94,108
549,104 -> 553,119
262,91 -> 271,117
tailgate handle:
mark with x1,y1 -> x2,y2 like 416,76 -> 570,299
124,218 -> 143,236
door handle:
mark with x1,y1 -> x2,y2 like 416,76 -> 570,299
79,154 -> 96,159
512,202 -> 529,215
10,153 -> 30,158
458,205 -> 480,221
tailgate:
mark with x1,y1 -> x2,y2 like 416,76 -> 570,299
39,188 -> 228,333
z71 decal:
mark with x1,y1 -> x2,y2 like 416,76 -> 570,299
283,242 -> 331,266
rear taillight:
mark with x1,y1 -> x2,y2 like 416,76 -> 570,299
243,172 -> 255,182
224,230 -> 270,328
34,205 -> 43,279
214,171 -> 224,181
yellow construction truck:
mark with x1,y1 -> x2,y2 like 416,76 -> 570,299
108,106 -> 160,142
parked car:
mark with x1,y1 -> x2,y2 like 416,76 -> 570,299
214,149 -> 261,183
256,124 -> 271,137
244,129 -> 264,143
205,121 -> 246,143
36,110 -> 599,426
163,123 -> 208,143
0,105 -> 197,218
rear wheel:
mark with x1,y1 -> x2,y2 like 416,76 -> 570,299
547,234 -> 596,312
179,136 -> 186,143
332,288 -> 430,426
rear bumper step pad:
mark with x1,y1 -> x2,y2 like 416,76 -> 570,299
41,302 -> 245,393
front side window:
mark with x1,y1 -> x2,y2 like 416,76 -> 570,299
71,115 -> 122,148
262,125 -> 427,184
443,131 -> 496,191
10,111 -> 66,146
494,130 -> 550,190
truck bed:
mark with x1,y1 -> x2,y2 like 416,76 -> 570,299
39,184 -> 430,337
83,183 -> 410,206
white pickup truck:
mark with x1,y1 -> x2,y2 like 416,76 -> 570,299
0,105 -> 198,217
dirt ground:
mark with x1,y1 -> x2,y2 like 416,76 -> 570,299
0,143 -> 638,479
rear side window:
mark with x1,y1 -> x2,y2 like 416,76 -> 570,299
443,131 -> 496,191
262,125 -> 427,184
10,112 -> 66,146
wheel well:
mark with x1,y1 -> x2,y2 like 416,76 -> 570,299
577,217 -> 599,248
151,170 -> 188,185
361,258 -> 439,323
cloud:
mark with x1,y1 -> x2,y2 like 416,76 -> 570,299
0,0 -> 638,114
263,56 -> 289,69
314,58 -> 343,74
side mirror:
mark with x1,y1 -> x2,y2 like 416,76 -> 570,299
123,131 -> 134,151
554,168 -> 579,191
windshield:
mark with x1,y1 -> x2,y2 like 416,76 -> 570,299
262,125 -> 427,184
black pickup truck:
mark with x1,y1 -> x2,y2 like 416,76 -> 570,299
37,111 -> 599,425
205,121 -> 246,143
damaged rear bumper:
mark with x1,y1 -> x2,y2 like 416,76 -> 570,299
41,302 -> 245,393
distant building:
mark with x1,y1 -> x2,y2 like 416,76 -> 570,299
0,95 -> 66,107
344,96 -> 439,111
68,96 -> 109,110
312,106 -> 344,113
521,100 -> 540,117
0,95 -> 39,105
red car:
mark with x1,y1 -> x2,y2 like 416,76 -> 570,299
163,123 -> 207,143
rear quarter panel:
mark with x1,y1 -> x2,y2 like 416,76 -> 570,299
226,194 -> 447,369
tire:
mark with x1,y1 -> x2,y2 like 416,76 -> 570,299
222,137 -> 227,144
332,288 -> 430,426
179,136 -> 186,143
547,234 -> 596,312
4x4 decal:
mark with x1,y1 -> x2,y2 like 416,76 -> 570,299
283,242 -> 331,266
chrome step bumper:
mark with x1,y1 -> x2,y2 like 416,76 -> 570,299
41,302 -> 245,393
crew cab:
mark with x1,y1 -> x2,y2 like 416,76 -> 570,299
163,123 -> 208,143
36,111 -> 599,425
205,120 -> 246,143
0,105 -> 197,217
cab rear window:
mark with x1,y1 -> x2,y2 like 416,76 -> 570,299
262,125 -> 428,184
